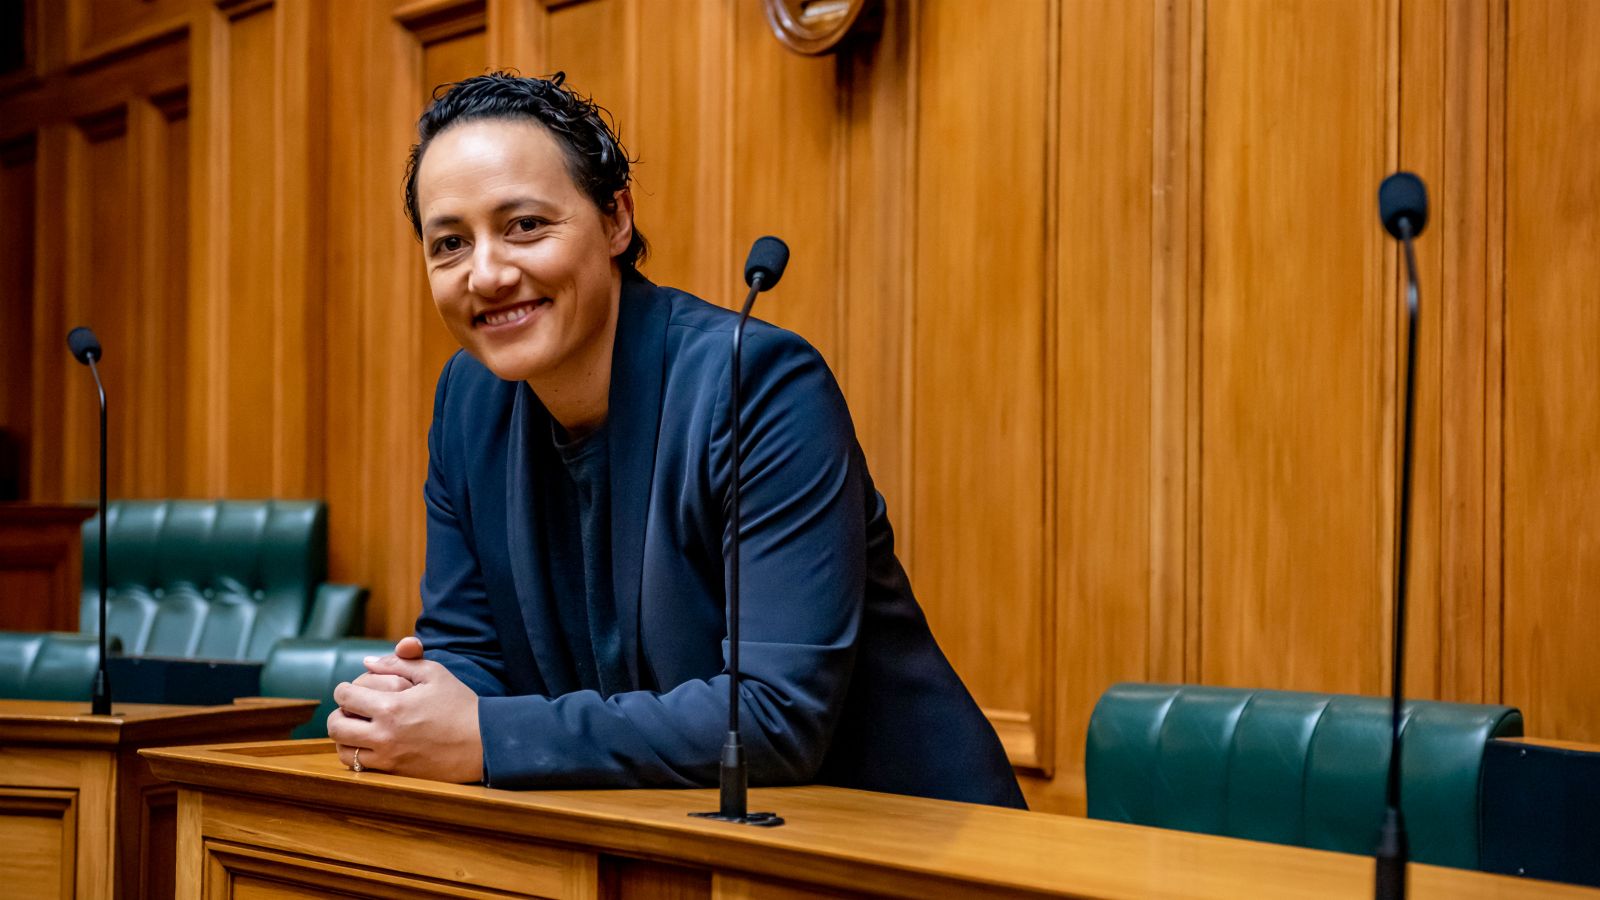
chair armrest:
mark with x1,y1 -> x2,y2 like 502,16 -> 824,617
0,631 -> 112,701
302,583 -> 369,639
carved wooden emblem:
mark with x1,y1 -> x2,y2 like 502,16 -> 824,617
762,0 -> 877,56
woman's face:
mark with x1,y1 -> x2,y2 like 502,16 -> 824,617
414,118 -> 633,385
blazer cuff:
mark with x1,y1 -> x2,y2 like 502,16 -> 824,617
477,694 -> 493,785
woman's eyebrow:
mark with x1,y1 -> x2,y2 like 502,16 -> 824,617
492,196 -> 552,215
422,213 -> 464,234
423,197 -> 553,234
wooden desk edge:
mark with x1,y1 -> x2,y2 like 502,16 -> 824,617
1495,736 -> 1600,754
142,740 -> 1600,900
0,697 -> 317,746
0,502 -> 97,524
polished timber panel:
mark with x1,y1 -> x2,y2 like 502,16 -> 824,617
146,738 -> 1600,900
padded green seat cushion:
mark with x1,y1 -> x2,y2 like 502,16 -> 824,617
81,500 -> 367,660
1086,683 -> 1523,870
260,638 -> 395,739
0,631 -> 107,700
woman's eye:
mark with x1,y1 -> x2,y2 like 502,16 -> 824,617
433,235 -> 463,255
514,217 -> 541,233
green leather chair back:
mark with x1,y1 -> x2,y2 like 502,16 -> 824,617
81,500 -> 366,660
260,638 -> 394,739
0,631 -> 107,700
1086,683 -> 1523,870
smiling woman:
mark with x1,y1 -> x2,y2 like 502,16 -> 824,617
403,73 -> 646,436
325,71 -> 1024,809
414,118 -> 630,436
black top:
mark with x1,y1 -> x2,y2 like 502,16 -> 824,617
545,422 -> 629,697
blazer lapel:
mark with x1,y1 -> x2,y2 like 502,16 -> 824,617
608,275 -> 670,689
505,382 -> 562,695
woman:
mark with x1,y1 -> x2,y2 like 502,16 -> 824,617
328,72 -> 1024,808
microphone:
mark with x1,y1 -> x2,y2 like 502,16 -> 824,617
1374,172 -> 1428,900
67,326 -> 113,716
1379,172 -> 1428,242
68,327 -> 102,364
744,236 -> 789,290
690,236 -> 790,829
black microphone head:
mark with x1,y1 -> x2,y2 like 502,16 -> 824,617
743,236 -> 790,291
67,327 -> 102,364
1378,171 -> 1428,240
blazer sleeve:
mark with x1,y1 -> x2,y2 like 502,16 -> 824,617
475,328 -> 865,788
415,353 -> 512,699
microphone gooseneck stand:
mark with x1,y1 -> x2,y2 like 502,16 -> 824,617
691,236 -> 789,828
1374,219 -> 1417,900
88,355 -> 111,716
68,326 -> 113,716
1374,172 -> 1428,900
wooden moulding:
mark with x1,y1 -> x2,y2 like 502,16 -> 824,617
65,13 -> 188,74
983,707 -> 1043,772
392,0 -> 488,45
212,0 -> 275,23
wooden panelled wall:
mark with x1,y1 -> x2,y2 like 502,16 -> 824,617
2,0 -> 1597,814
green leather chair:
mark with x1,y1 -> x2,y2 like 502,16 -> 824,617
1086,682 -> 1523,871
259,637 -> 395,739
81,500 -> 368,661
0,631 -> 110,700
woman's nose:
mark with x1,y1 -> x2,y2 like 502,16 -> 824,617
467,243 -> 519,298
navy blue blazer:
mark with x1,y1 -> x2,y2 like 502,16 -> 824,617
416,274 -> 1025,808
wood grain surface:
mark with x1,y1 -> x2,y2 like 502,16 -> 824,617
0,698 -> 316,900
0,698 -> 318,746
145,738 -> 1600,900
0,503 -> 95,630
2,0 -> 1599,818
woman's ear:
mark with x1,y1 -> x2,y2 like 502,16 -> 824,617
607,188 -> 635,258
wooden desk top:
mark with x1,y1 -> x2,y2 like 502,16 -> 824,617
1497,736 -> 1600,754
0,502 -> 97,524
143,739 -> 1598,899
0,698 -> 317,746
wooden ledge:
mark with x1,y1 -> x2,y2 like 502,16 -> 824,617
0,698 -> 317,747
142,739 -> 1600,899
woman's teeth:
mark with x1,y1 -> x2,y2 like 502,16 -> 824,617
482,303 -> 536,326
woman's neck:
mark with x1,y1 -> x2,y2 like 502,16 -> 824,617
527,290 -> 620,440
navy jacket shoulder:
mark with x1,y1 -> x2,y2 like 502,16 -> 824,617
417,275 -> 1024,808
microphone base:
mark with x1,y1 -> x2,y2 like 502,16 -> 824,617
688,810 -> 786,827
90,669 -> 113,716
686,736 -> 786,826
1374,806 -> 1408,900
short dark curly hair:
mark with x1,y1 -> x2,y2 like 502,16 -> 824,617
403,71 -> 648,270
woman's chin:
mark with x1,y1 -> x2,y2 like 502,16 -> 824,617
473,346 -> 554,384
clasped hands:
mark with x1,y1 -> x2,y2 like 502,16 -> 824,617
328,635 -> 484,783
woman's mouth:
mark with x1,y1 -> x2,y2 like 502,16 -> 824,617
475,298 -> 550,329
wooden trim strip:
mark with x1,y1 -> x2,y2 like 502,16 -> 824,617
393,0 -> 489,45
74,105 -> 127,142
1483,0 -> 1506,706
1182,0 -> 1206,686
1034,0 -> 1061,781
214,0 -> 275,21
66,13 -> 188,72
